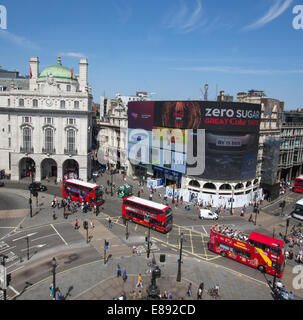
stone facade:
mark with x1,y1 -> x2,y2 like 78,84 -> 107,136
0,56 -> 94,182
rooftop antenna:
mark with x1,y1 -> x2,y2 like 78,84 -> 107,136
200,82 -> 209,101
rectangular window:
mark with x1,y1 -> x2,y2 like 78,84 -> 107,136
23,117 -> 31,123
8,98 -> 10,107
45,117 -> 53,124
8,138 -> 11,148
67,85 -> 71,92
8,125 -> 10,133
74,101 -> 79,109
68,118 -> 75,125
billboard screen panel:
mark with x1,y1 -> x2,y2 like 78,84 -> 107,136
128,101 -> 155,130
128,101 -> 261,181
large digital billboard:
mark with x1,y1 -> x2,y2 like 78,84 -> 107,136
128,101 -> 261,181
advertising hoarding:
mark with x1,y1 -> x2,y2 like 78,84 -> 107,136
128,101 -> 261,181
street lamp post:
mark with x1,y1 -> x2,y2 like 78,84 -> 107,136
26,236 -> 30,260
52,257 -> 57,300
110,169 -> 113,197
147,218 -> 151,259
125,219 -> 129,240
176,232 -> 184,282
29,193 -> 32,218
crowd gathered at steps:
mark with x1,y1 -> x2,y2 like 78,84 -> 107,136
213,225 -> 249,242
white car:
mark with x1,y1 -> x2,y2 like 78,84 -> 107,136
199,209 -> 218,220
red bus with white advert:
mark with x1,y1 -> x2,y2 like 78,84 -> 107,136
209,224 -> 285,277
62,179 -> 104,206
122,196 -> 173,233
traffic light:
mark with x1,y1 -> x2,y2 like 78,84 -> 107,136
83,221 -> 88,230
6,273 -> 11,286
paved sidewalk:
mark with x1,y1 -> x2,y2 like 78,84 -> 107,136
14,253 -> 272,300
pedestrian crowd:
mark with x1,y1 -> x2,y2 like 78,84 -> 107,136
272,279 -> 294,300
51,195 -> 101,219
213,225 -> 249,242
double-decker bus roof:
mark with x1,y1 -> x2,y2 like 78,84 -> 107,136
295,175 -> 303,181
65,179 -> 98,189
248,232 -> 284,248
125,196 -> 169,210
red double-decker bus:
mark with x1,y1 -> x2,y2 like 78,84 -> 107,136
209,224 -> 285,277
122,196 -> 173,233
293,175 -> 303,193
62,179 -> 104,206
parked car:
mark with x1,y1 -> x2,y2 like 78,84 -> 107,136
199,209 -> 218,220
29,182 -> 47,192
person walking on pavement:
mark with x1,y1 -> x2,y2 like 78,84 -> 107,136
187,283 -> 192,297
197,286 -> 202,300
136,273 -> 143,288
74,219 -> 79,230
108,218 -> 112,229
117,264 -> 121,277
52,211 -> 56,220
56,288 -> 63,300
49,283 -> 54,297
122,268 -> 127,282
90,220 -> 95,229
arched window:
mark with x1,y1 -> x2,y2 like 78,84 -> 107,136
45,128 -> 54,152
33,99 -> 38,107
203,183 -> 216,190
189,180 -> 200,188
19,99 -> 24,107
219,184 -> 231,190
60,100 -> 66,109
235,183 -> 244,189
67,129 -> 75,152
23,127 -> 31,150
74,101 -> 79,109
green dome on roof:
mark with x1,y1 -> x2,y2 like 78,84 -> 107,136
39,56 -> 77,80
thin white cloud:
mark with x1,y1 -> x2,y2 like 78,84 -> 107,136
0,30 -> 39,49
164,0 -> 205,34
243,0 -> 293,31
111,0 -> 132,24
59,52 -> 86,58
171,65 -> 303,75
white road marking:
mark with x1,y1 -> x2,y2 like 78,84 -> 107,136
12,232 -> 38,242
0,246 -> 16,254
51,224 -> 68,246
8,286 -> 19,295
31,233 -> 57,242
21,244 -> 46,251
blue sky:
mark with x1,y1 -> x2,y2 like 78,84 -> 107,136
0,0 -> 302,109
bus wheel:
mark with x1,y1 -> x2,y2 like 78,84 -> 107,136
220,251 -> 227,257
258,265 -> 265,273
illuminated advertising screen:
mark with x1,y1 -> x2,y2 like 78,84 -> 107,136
128,101 -> 155,130
128,101 -> 261,181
